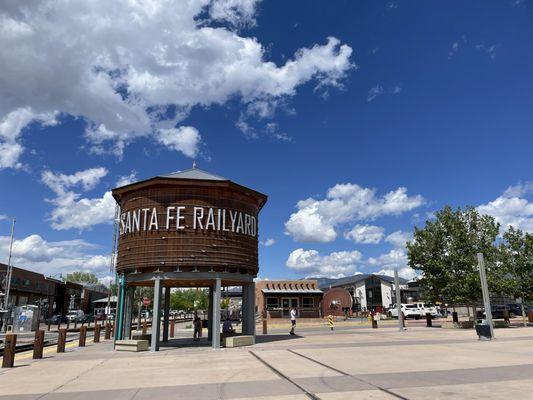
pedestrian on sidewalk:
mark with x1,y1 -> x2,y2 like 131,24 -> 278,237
193,313 -> 202,341
289,307 -> 297,335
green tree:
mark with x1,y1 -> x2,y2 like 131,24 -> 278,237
498,226 -> 533,326
170,289 -> 208,311
64,271 -> 99,284
407,206 -> 500,310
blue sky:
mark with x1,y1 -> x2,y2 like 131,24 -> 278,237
1,0 -> 532,283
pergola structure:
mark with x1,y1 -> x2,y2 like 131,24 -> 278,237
111,167 -> 267,351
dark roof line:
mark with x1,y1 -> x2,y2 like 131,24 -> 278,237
317,273 -> 408,289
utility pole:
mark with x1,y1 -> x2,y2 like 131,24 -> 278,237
477,253 -> 495,339
394,268 -> 405,331
3,217 -> 16,333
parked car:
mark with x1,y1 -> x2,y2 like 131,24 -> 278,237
66,310 -> 86,323
482,305 -> 516,319
506,303 -> 529,316
438,307 -> 451,317
413,302 -> 439,318
48,314 -> 68,324
388,304 -> 421,319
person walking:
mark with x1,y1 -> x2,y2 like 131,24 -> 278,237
289,307 -> 297,335
193,314 -> 202,341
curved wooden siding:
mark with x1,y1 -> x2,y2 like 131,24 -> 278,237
115,184 -> 262,276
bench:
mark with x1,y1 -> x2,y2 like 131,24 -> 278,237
131,332 -> 151,341
223,335 -> 254,348
441,321 -> 475,329
115,339 -> 149,352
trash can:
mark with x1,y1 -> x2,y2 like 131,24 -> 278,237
475,320 -> 492,341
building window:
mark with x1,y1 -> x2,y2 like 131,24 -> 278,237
266,297 -> 279,308
302,297 -> 314,308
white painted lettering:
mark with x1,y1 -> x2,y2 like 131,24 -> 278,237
206,207 -> 215,230
142,208 -> 150,231
126,211 -> 132,234
132,209 -> 141,233
166,206 -> 175,229
229,210 -> 237,232
244,214 -> 251,236
176,206 -> 185,229
193,207 -> 204,229
148,208 -> 159,230
236,212 -> 244,234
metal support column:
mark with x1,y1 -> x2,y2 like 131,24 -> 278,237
115,274 -> 126,341
478,253 -> 495,339
242,282 -> 255,336
123,286 -> 135,340
163,287 -> 170,342
150,277 -> 162,352
212,278 -> 221,349
394,268 -> 405,331
241,284 -> 248,335
207,287 -> 214,341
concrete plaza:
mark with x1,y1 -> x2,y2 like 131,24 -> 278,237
1,325 -> 533,399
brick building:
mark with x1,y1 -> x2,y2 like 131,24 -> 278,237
0,263 -> 59,318
1,263 -> 110,319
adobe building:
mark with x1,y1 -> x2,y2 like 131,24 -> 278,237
112,167 -> 267,350
255,280 -> 323,319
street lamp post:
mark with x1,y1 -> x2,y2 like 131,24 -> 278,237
3,218 -> 16,333
394,268 -> 405,332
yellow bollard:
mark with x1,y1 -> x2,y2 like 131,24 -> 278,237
328,315 -> 334,331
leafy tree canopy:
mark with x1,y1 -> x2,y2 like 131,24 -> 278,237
498,226 -> 533,303
64,271 -> 99,284
407,206 -> 500,304
170,289 -> 208,311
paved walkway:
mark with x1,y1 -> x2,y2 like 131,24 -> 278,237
1,326 -> 533,399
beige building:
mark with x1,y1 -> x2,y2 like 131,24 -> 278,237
255,280 -> 323,318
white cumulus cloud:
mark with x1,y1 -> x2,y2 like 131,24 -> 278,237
156,126 -> 201,158
385,230 -> 412,248
0,233 -> 110,277
368,248 -> 417,280
41,167 -> 116,231
344,224 -> 384,244
285,183 -> 424,243
478,182 -> 533,233
261,238 -> 276,247
286,248 -> 362,278
0,108 -> 58,169
0,0 -> 353,166
376,266 -> 417,280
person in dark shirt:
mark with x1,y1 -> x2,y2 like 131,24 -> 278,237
222,317 -> 234,334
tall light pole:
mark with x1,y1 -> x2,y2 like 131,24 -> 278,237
394,267 -> 405,331
477,253 -> 494,339
3,217 -> 16,333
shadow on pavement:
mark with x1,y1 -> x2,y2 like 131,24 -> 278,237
255,334 -> 301,344
158,333 -> 301,349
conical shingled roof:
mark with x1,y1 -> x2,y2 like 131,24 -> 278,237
158,168 -> 227,181
112,166 -> 267,210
